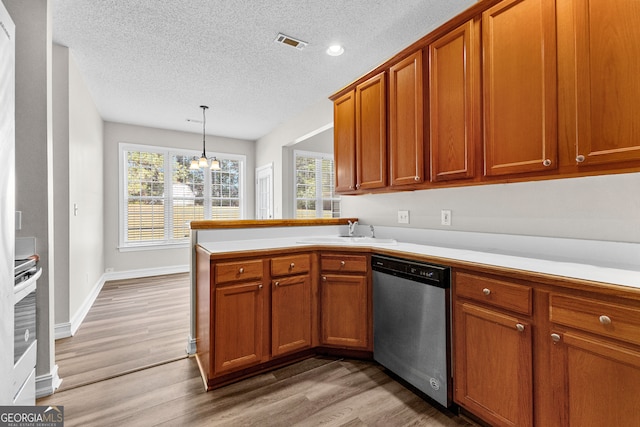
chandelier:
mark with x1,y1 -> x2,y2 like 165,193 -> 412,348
190,105 -> 220,170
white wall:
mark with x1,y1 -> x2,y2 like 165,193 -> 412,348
103,122 -> 256,273
67,50 -> 105,319
340,173 -> 640,243
255,98 -> 333,218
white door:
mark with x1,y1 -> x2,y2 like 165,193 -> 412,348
255,163 -> 273,219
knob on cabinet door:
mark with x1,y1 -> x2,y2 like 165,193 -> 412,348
516,323 -> 525,332
274,281 -> 279,287
239,267 -> 244,274
482,288 -> 491,296
599,315 -> 612,325
543,159 -> 552,167
340,261 -> 346,267
576,154 -> 585,163
551,333 -> 561,343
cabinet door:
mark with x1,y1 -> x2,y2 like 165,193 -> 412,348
333,90 -> 356,192
550,331 -> 640,426
214,282 -> 264,374
389,51 -> 424,186
320,274 -> 369,349
271,275 -> 311,357
561,0 -> 640,166
429,20 -> 479,182
356,72 -> 387,190
483,0 -> 557,176
454,302 -> 533,427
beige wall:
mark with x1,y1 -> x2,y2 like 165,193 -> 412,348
103,122 -> 256,273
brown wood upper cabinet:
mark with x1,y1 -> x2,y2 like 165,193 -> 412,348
557,0 -> 640,167
428,20 -> 479,182
356,72 -> 387,190
389,51 -> 424,186
333,90 -> 357,192
482,0 -> 558,177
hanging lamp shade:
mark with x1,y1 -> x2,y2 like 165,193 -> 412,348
190,105 -> 220,170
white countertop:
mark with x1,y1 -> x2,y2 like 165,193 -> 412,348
198,236 -> 640,290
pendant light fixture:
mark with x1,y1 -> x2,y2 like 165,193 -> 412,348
190,105 -> 221,170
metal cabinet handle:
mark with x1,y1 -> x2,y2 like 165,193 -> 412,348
340,261 -> 346,267
482,288 -> 491,296
516,323 -> 525,332
576,154 -> 585,163
543,159 -> 552,167
322,276 -> 327,281
258,284 -> 263,289
290,262 -> 295,269
274,281 -> 279,287
599,315 -> 612,325
551,333 -> 561,343
238,267 -> 244,274
414,176 -> 420,181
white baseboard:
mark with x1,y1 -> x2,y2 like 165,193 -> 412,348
186,335 -> 197,355
54,265 -> 189,339
102,264 -> 189,281
35,364 -> 62,398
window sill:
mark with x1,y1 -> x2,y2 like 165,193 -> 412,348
118,242 -> 190,252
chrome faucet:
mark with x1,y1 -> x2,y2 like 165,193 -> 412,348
347,220 -> 358,237
370,225 -> 375,238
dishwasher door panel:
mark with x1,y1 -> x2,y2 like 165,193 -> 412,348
373,270 -> 449,407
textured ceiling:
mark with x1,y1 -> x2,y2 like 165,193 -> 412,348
52,0 -> 476,141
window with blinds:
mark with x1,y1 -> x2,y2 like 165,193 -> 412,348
294,150 -> 340,218
120,143 -> 245,248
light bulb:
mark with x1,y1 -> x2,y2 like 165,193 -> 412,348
326,45 -> 344,56
198,156 -> 209,168
189,159 -> 199,170
210,158 -> 220,170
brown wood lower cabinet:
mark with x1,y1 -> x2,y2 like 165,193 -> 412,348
320,273 -> 369,349
454,302 -> 533,427
548,293 -> 640,426
213,281 -> 265,375
271,274 -> 311,357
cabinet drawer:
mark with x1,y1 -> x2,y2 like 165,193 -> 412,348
455,272 -> 532,315
550,294 -> 640,346
320,254 -> 368,274
215,259 -> 263,285
271,254 -> 310,277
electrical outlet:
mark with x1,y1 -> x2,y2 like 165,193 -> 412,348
398,210 -> 410,224
441,210 -> 452,226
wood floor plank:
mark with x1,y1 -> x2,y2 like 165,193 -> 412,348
40,272 -> 478,426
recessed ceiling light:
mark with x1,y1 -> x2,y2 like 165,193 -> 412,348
326,44 -> 344,56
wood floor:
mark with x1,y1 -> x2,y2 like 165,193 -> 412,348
53,273 -> 190,390
39,273 -> 478,426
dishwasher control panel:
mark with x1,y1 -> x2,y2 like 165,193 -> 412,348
371,255 -> 449,288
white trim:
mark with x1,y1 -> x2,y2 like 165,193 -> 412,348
54,323 -> 72,340
186,334 -> 197,355
35,364 -> 62,398
103,264 -> 189,282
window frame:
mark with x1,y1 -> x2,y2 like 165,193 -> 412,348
118,142 -> 246,250
292,149 -> 340,219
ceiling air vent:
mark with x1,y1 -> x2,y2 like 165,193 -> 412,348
274,33 -> 308,50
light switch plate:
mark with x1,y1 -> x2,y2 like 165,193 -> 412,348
398,210 -> 410,224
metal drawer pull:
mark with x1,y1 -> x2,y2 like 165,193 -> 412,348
238,267 -> 244,274
482,288 -> 491,296
290,262 -> 295,269
599,315 -> 612,325
516,323 -> 525,332
322,276 -> 327,281
576,154 -> 585,163
258,284 -> 263,289
543,159 -> 552,167
274,281 -> 279,287
340,261 -> 346,267
550,333 -> 561,343
414,176 -> 420,181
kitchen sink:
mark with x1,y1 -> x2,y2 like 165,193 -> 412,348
296,236 -> 397,245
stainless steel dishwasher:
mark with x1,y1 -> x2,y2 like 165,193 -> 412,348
372,254 -> 451,408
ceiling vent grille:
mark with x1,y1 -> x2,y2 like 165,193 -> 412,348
274,33 -> 308,50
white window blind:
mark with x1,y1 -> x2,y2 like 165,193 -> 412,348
294,150 -> 340,218
120,143 -> 245,248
